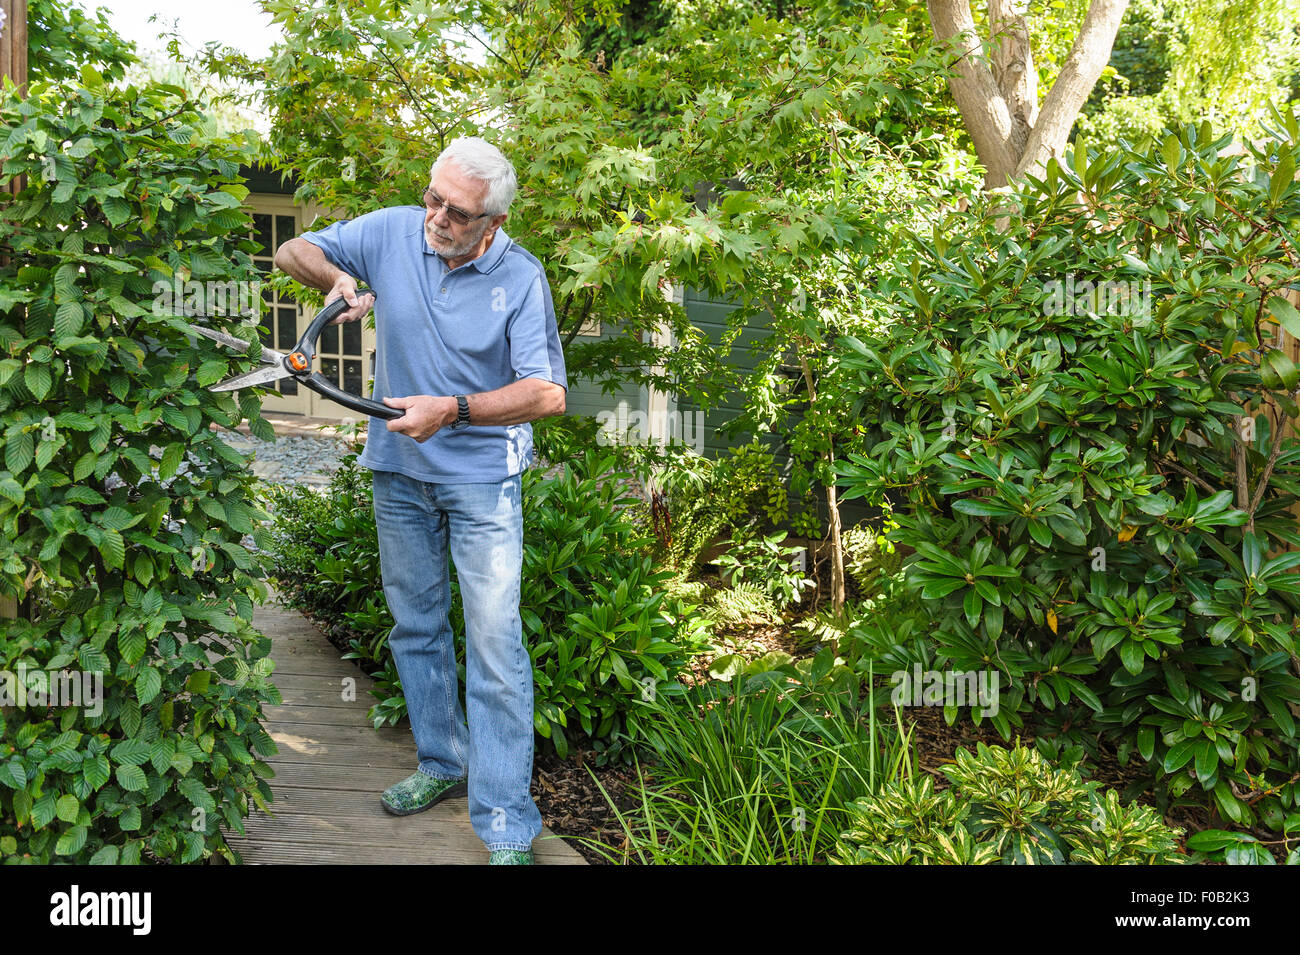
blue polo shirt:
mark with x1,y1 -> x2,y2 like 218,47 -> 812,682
299,205 -> 568,483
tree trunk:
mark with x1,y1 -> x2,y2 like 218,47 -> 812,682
824,463 -> 845,613
799,353 -> 846,612
927,0 -> 1128,190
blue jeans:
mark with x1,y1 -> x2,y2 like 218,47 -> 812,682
371,468 -> 541,852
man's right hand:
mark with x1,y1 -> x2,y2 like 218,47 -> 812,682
323,276 -> 376,325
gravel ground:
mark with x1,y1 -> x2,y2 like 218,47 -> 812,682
213,431 -> 354,488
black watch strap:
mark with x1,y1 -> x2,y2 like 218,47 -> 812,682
454,394 -> 470,428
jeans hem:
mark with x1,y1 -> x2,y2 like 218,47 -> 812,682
485,841 -> 534,853
416,767 -> 466,782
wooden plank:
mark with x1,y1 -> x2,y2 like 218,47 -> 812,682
265,702 -> 389,724
226,840 -> 482,865
264,682 -> 387,709
224,835 -> 584,866
239,783 -> 426,816
220,585 -> 586,864
272,657 -> 371,678
226,814 -> 583,865
233,805 -> 477,848
261,718 -> 410,746
260,735 -> 415,769
254,761 -> 420,792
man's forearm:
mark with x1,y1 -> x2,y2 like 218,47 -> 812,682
384,377 -> 565,442
465,377 -> 566,426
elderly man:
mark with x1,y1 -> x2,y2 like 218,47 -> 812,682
274,137 -> 567,865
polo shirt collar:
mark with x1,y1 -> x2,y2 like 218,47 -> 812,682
422,226 -> 512,274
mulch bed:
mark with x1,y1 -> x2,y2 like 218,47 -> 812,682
532,751 -> 641,865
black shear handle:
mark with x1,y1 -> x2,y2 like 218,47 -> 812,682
300,290 -> 404,421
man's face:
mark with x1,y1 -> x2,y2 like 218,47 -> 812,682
423,161 -> 494,260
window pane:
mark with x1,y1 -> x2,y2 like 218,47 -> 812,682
276,215 -> 296,243
344,359 -> 362,397
253,214 -> 272,255
343,319 -> 361,355
321,357 -> 340,387
279,378 -> 297,396
321,324 -> 338,354
277,307 -> 298,350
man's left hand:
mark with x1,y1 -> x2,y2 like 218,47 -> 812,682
382,395 -> 457,442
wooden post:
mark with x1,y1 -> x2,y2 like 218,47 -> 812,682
0,0 -> 26,99
1,0 -> 24,621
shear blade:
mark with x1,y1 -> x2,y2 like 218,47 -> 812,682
187,323 -> 252,352
210,364 -> 297,392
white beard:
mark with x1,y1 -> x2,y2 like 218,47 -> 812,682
426,219 -> 484,260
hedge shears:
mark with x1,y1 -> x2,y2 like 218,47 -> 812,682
187,288 -> 404,420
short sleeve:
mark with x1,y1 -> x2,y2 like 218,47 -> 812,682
507,270 -> 569,392
297,208 -> 389,286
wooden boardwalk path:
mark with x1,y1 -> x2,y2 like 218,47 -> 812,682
222,590 -> 586,865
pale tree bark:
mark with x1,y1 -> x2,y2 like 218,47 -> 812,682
927,0 -> 1129,190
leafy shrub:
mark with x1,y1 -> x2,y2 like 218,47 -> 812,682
711,439 -> 790,527
834,741 -> 1186,865
0,75 -> 277,862
832,118 -> 1300,828
645,440 -> 793,576
1185,826 -> 1298,864
525,450 -> 713,759
642,450 -> 727,574
265,449 -> 712,762
789,602 -> 862,653
713,526 -> 814,607
532,411 -> 602,467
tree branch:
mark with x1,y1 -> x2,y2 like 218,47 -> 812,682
926,0 -> 1021,189
1246,404 -> 1290,527
1012,0 -> 1129,182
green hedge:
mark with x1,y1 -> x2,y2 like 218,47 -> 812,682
0,74 -> 278,863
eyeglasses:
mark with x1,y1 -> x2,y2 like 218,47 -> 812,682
422,187 -> 489,226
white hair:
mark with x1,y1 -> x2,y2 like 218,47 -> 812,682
430,137 -> 518,216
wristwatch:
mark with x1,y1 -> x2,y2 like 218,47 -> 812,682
452,395 -> 471,429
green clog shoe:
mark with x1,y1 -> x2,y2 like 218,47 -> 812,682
380,771 -> 467,816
